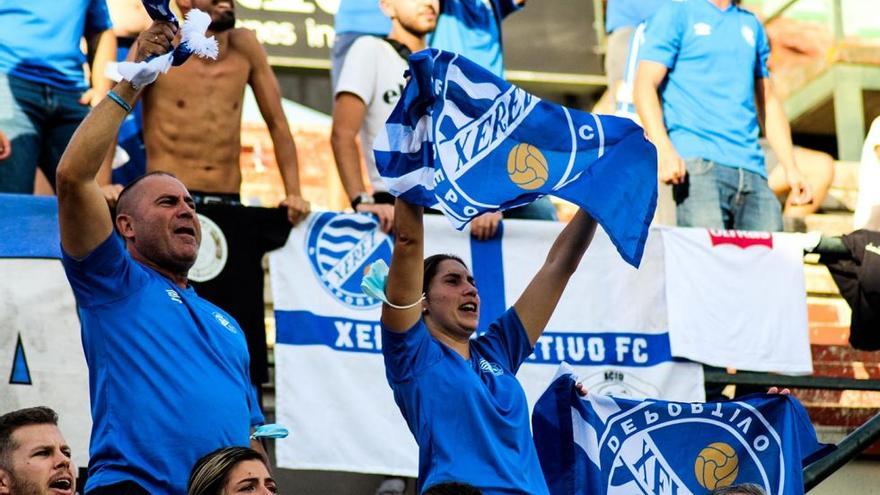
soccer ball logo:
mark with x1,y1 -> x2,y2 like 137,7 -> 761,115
695,442 -> 740,490
507,143 -> 548,190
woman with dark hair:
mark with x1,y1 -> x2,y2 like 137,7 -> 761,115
188,447 -> 276,495
380,198 -> 598,494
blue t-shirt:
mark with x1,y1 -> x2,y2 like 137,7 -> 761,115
428,0 -> 521,78
605,0 -> 666,33
639,0 -> 770,175
0,0 -> 112,90
334,0 -> 391,35
382,309 -> 548,495
62,234 -> 263,494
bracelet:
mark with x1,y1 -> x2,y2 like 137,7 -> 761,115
107,90 -> 133,113
384,293 -> 426,310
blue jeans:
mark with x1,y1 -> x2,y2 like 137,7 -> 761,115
674,158 -> 782,231
0,73 -> 90,193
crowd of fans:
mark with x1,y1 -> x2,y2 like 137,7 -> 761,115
0,0 -> 877,494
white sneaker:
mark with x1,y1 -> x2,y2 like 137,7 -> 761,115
375,478 -> 406,495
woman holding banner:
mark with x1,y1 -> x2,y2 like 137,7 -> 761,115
378,198 -> 598,494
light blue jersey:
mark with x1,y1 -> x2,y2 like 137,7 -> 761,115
605,0 -> 666,33
334,0 -> 391,35
62,234 -> 263,494
428,0 -> 521,78
639,0 -> 771,175
0,0 -> 112,90
383,309 -> 549,494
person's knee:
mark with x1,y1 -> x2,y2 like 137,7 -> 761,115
795,147 -> 835,189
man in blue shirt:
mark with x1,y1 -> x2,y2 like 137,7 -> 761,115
428,0 -> 522,79
55,22 -> 264,495
0,0 -> 116,194
594,0 -> 665,114
634,0 -> 812,230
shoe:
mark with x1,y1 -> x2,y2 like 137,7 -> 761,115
375,478 -> 406,495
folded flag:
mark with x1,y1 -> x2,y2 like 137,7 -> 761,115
373,49 -> 657,266
532,365 -> 834,495
117,1 -> 219,88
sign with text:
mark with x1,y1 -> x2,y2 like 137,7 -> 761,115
235,0 -> 337,68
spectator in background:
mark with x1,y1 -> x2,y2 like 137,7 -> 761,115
764,140 -> 834,231
331,0 -> 439,234
129,0 -> 310,224
854,116 -> 880,231
0,407 -> 75,495
593,0 -> 665,114
0,0 -> 115,194
105,0 -> 153,187
634,0 -> 811,231
428,0 -> 521,79
55,23 -> 266,493
188,447 -> 275,495
331,0 -> 391,89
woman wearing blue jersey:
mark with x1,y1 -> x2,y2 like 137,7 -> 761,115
380,198 -> 597,494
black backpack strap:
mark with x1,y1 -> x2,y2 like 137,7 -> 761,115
381,36 -> 413,61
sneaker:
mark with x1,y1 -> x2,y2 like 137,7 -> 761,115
375,478 -> 406,495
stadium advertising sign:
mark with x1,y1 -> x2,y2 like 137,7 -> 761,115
234,0 -> 336,69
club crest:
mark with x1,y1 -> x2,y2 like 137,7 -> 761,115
190,214 -> 228,282
305,213 -> 393,309
589,397 -> 784,495
428,54 -> 604,226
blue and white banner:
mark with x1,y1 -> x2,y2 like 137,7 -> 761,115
532,366 -> 832,495
0,195 -> 91,468
373,49 -> 657,267
270,212 -> 703,475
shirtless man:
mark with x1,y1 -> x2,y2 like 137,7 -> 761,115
134,0 -> 310,223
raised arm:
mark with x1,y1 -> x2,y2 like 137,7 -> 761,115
380,199 -> 425,333
57,22 -> 177,258
513,209 -> 597,346
243,31 -> 310,225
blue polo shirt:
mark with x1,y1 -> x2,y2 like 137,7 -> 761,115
62,234 -> 263,494
605,0 -> 666,33
639,0 -> 770,175
334,0 -> 391,35
383,309 -> 548,495
428,0 -> 521,78
0,0 -> 112,90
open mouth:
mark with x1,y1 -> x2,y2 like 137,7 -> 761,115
459,302 -> 477,313
174,226 -> 196,237
48,477 -> 73,494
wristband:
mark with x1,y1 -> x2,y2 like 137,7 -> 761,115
107,90 -> 133,113
351,192 -> 375,210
